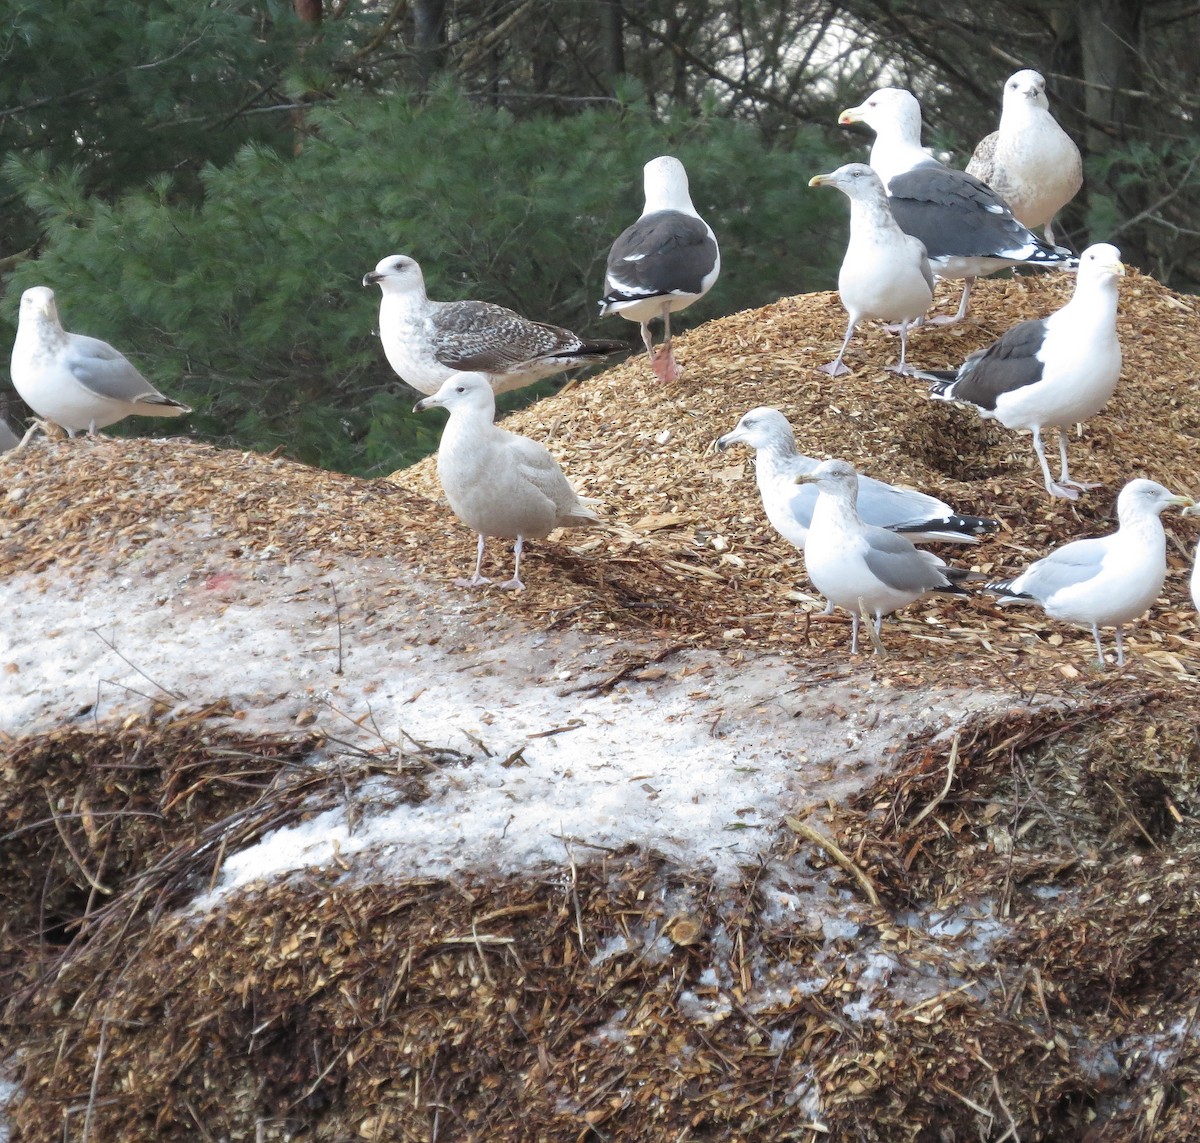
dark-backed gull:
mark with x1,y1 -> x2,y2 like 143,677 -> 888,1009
599,156 -> 720,383
920,243 -> 1123,501
838,87 -> 1072,324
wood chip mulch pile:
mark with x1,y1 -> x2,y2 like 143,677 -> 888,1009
4,267 -> 1198,687
4,696 -> 1200,1142
3,270 -> 1200,1142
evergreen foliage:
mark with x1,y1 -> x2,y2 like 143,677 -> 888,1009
3,90 -> 845,474
0,0 -> 333,255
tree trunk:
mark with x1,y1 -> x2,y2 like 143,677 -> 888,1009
601,0 -> 625,92
1077,0 -> 1144,153
290,0 -> 323,155
293,0 -> 322,24
414,0 -> 450,89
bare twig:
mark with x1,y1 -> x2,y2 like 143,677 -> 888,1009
785,816 -> 880,906
909,733 -> 960,830
45,790 -> 111,897
331,583 -> 345,675
80,1017 -> 111,1143
91,629 -> 185,701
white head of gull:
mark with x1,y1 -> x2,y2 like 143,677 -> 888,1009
414,372 -> 601,591
364,255 -> 626,397
10,286 -> 191,440
808,163 -> 934,376
599,156 -> 720,383
793,458 -> 972,654
837,88 -> 1072,325
987,479 -> 1193,667
921,243 -> 1124,500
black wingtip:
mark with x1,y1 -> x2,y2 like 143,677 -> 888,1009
925,374 -> 958,400
985,580 -> 1032,601
957,514 -> 1000,535
937,566 -> 975,595
892,514 -> 999,540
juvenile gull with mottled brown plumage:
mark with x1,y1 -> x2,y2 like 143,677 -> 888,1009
967,70 -> 1082,245
364,255 -> 627,396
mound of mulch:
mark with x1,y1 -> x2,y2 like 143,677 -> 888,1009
3,269 -> 1198,684
3,271 -> 1200,1142
4,691 -> 1200,1142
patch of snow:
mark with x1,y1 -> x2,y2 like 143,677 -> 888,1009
784,1068 -> 823,1121
677,988 -> 733,1027
821,915 -> 861,943
589,935 -> 635,966
0,1070 -> 17,1143
842,950 -> 899,1023
0,543 -> 1008,897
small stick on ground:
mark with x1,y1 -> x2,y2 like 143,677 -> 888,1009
909,733 -> 960,830
785,816 -> 880,906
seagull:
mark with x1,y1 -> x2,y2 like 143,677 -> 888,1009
967,70 -> 1083,244
919,243 -> 1123,501
413,372 -> 601,590
838,88 -> 1073,325
794,458 -> 972,654
10,286 -> 191,438
716,407 -> 997,547
363,255 -> 627,396
599,156 -> 720,383
987,479 -> 1193,667
1185,505 -> 1200,614
808,163 -> 934,376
